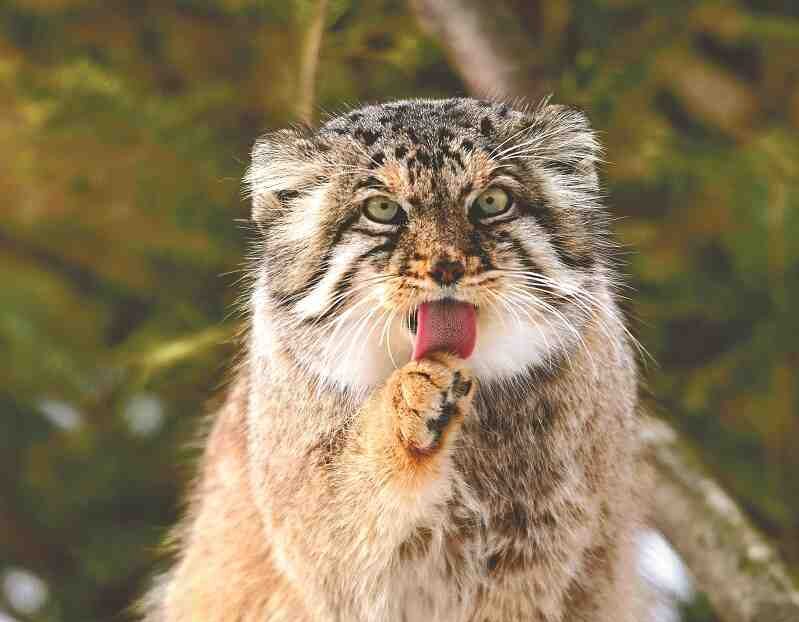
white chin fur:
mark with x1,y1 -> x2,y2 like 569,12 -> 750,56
254,290 -> 574,394
307,311 -> 413,393
469,310 -> 573,380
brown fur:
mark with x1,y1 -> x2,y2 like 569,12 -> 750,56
141,98 -> 645,621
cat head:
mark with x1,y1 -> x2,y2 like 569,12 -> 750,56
245,98 -> 614,394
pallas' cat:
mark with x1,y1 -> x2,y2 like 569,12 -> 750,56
142,98 -> 644,622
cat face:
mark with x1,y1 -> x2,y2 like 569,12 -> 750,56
246,98 -> 611,394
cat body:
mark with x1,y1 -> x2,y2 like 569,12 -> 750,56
143,98 -> 644,622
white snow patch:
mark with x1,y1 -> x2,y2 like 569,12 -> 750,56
639,529 -> 695,622
37,399 -> 82,430
123,393 -> 165,437
2,567 -> 48,615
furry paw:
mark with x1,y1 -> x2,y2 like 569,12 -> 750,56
388,352 -> 475,457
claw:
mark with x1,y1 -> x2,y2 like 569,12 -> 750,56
451,372 -> 473,399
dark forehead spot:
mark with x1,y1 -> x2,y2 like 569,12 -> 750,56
370,151 -> 385,167
416,149 -> 431,167
437,127 -> 455,142
387,103 -> 409,116
348,112 -> 363,122
394,145 -> 408,159
480,116 -> 494,136
355,127 -> 380,147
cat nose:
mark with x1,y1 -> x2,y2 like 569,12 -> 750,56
429,259 -> 465,286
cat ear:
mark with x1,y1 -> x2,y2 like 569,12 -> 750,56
245,126 -> 327,226
521,100 -> 603,186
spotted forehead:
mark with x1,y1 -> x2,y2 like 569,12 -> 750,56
321,99 -> 524,197
321,98 -> 523,152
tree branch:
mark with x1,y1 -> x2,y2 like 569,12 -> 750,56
296,0 -> 329,125
410,0 -> 547,98
641,418 -> 799,622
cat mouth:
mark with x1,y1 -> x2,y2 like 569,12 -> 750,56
406,298 -> 477,360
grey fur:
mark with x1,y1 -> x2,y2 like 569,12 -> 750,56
142,98 -> 645,621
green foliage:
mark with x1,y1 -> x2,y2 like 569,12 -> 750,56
682,591 -> 719,622
0,1 -> 796,620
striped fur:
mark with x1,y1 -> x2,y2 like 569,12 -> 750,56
142,98 -> 646,622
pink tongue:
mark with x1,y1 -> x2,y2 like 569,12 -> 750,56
412,300 -> 477,361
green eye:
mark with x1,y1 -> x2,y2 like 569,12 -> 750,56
363,196 -> 402,224
473,187 -> 511,218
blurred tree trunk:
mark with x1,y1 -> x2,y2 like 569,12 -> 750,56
410,0 -> 546,98
297,0 -> 329,124
409,1 -> 799,620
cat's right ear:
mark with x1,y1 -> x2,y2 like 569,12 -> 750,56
244,126 -> 324,228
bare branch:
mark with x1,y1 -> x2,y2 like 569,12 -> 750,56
641,418 -> 799,622
409,0 -> 547,99
297,0 -> 329,125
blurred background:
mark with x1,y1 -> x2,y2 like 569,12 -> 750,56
0,1 -> 796,620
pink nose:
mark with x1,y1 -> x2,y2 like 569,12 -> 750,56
429,259 -> 465,286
